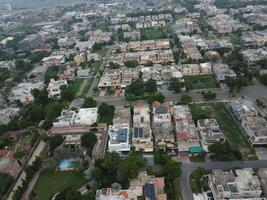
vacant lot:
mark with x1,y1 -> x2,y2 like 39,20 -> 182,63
33,171 -> 87,200
189,103 -> 256,160
184,75 -> 218,90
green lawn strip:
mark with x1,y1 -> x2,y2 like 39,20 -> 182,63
189,103 -> 254,159
68,79 -> 84,97
165,178 -> 182,200
189,168 -> 211,194
184,75 -> 218,89
33,171 -> 87,200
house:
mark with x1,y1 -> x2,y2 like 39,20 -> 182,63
76,68 -> 91,78
229,99 -> 258,122
197,119 -> 224,151
181,63 -> 212,76
0,108 -> 20,125
152,102 -> 175,150
18,34 -> 43,52
178,35 -> 203,61
132,103 -> 153,152
123,30 -> 141,41
41,55 -> 65,67
108,123 -> 131,153
8,82 -> 45,102
213,63 -> 237,82
95,187 -> 142,200
113,106 -> 131,124
130,172 -> 167,200
208,168 -> 263,199
258,168 -> 267,197
53,108 -> 98,127
74,52 -> 87,66
172,105 -> 201,155
241,116 -> 267,146
47,79 -> 68,99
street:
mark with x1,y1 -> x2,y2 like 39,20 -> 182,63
179,160 -> 267,200
86,46 -> 113,97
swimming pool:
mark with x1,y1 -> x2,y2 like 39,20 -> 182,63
58,158 -> 80,170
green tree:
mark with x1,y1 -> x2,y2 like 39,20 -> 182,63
144,78 -> 157,93
47,135 -> 64,151
180,94 -> 192,104
169,78 -> 183,93
98,103 -> 114,125
0,173 -> 14,198
83,97 -> 97,108
125,79 -> 144,97
81,133 -> 98,156
202,91 -> 216,101
147,92 -> 165,104
124,60 -> 139,68
162,159 -> 182,180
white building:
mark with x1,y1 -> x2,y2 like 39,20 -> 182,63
47,79 -> 68,99
197,119 -> 224,151
209,168 -> 263,200
108,123 -> 130,153
0,108 -> 20,125
9,82 -> 45,102
53,108 -> 98,127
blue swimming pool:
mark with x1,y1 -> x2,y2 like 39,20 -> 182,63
58,158 -> 80,170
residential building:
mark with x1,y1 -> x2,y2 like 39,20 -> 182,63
76,68 -> 91,78
18,34 -> 43,52
98,67 -> 139,89
41,55 -> 65,67
241,116 -> 267,146
113,106 -> 131,124
130,172 -> 167,200
123,30 -> 141,41
0,108 -> 20,125
152,102 -> 175,149
108,123 -> 131,153
8,82 -> 45,102
178,35 -> 203,61
213,63 -> 237,82
53,108 -> 98,127
47,79 -> 68,99
173,105 -> 201,155
208,168 -> 263,199
132,103 -> 153,152
95,188 -> 142,200
229,99 -> 258,122
197,119 -> 224,151
258,168 -> 267,197
181,63 -> 212,76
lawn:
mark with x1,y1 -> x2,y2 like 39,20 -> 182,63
189,103 -> 256,160
140,28 -> 168,40
184,75 -> 218,90
33,171 -> 87,200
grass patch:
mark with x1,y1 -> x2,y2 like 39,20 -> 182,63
33,171 -> 87,200
184,75 -> 218,89
189,168 -> 211,193
165,178 -> 182,200
189,103 -> 256,160
140,27 -> 169,40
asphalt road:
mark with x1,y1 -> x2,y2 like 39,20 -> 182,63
93,88 -> 236,106
86,46 -> 113,97
179,160 -> 267,200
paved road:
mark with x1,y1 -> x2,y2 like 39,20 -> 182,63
93,88 -> 237,106
7,141 -> 46,200
86,46 -> 113,97
179,160 -> 267,200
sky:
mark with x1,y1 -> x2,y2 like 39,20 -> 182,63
0,0 -> 87,9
